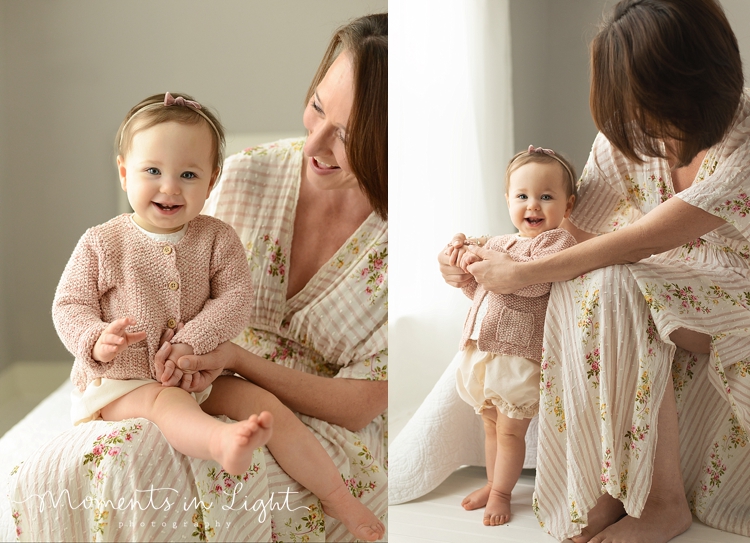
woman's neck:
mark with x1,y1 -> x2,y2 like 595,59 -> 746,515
668,148 -> 707,193
285,167 -> 372,300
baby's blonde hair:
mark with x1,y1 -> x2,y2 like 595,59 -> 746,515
505,147 -> 577,202
115,92 -> 225,175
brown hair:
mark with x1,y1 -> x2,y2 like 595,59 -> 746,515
305,14 -> 388,220
115,92 -> 226,176
590,0 -> 743,167
505,149 -> 577,202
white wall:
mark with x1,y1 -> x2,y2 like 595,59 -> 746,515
0,0 -> 386,367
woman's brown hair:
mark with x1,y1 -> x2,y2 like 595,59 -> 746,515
590,0 -> 744,167
306,13 -> 388,220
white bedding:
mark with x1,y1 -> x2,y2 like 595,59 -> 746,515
388,350 -> 538,504
1,380 -> 73,541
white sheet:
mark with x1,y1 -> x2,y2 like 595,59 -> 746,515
388,350 -> 538,504
1,380 -> 73,541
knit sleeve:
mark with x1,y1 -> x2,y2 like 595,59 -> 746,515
172,222 -> 254,355
52,229 -> 110,367
461,279 -> 478,300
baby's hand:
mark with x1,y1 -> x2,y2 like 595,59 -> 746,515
444,233 -> 468,266
160,343 -> 194,387
93,317 -> 147,363
459,251 -> 483,272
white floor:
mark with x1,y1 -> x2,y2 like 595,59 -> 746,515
388,466 -> 750,543
0,361 -> 70,437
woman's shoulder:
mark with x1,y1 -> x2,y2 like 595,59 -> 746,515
715,90 -> 750,164
224,137 -> 306,168
207,138 -> 306,218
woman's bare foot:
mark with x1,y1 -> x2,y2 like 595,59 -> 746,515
462,482 -> 492,510
588,493 -> 691,543
210,412 -> 274,475
571,494 -> 625,543
483,488 -> 511,526
319,484 -> 385,541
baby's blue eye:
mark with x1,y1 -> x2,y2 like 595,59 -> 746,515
181,171 -> 196,179
517,194 -> 527,200
146,167 -> 160,175
541,194 -> 552,200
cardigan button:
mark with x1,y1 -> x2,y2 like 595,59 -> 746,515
167,318 -> 177,329
162,245 -> 173,255
168,281 -> 179,291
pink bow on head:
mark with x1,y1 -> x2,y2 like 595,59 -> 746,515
528,145 -> 555,156
164,91 -> 202,110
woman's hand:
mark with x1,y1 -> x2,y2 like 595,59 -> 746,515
176,340 -> 237,393
466,245 -> 523,294
438,233 -> 474,287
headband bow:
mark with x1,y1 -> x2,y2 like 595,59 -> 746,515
164,91 -> 202,109
528,145 -> 555,156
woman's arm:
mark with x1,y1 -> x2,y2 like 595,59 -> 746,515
177,341 -> 387,432
468,197 -> 726,294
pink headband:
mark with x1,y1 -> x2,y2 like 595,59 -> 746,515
528,145 -> 555,156
118,92 -> 221,148
521,144 -> 576,190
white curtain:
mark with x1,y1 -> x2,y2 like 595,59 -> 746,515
390,0 -> 515,437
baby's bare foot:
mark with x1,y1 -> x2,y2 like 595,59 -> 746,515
211,412 -> 274,475
483,488 -> 511,526
320,484 -> 385,541
461,482 -> 492,510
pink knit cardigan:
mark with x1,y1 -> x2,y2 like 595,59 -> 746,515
460,228 -> 577,362
53,214 -> 253,392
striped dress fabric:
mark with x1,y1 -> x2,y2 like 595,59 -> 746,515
533,91 -> 750,539
204,138 -> 388,541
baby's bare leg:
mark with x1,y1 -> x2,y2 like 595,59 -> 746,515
484,410 -> 531,526
462,408 -> 498,510
202,376 -> 385,542
100,383 -> 272,475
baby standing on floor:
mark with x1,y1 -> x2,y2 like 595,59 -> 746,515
52,92 -> 384,542
445,146 -> 577,526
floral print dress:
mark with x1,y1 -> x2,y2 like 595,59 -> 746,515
533,92 -> 750,540
9,139 -> 387,542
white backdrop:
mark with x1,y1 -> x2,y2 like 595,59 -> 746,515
390,0 -> 515,438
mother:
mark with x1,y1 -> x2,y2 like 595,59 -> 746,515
442,1 -> 750,542
11,13 -> 387,543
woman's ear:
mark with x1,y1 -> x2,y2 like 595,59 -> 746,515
116,155 -> 128,191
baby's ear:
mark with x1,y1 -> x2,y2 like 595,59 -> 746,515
564,194 -> 576,217
207,168 -> 220,196
116,155 -> 128,191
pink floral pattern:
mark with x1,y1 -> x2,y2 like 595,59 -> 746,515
354,247 -> 388,305
713,192 -> 750,219
83,422 -> 142,489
